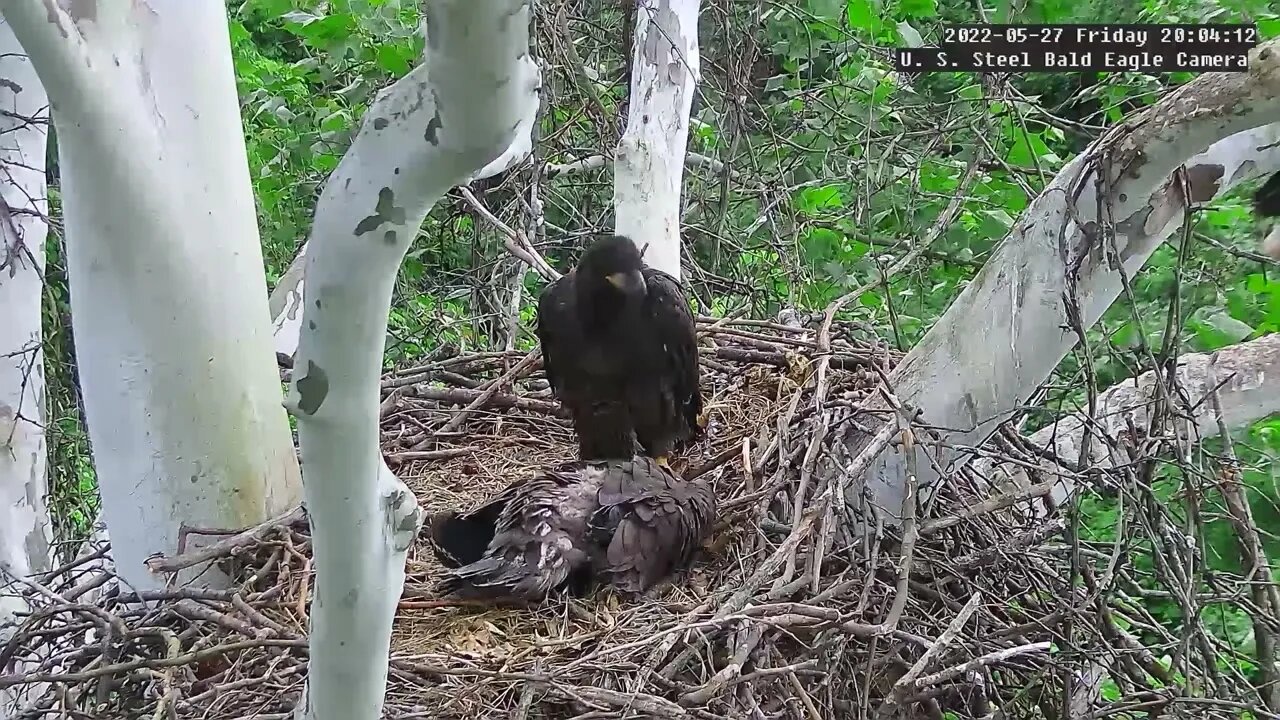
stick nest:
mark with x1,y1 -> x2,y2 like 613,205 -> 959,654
3,317 -> 1266,719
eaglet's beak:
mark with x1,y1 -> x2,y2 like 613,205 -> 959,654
606,269 -> 646,294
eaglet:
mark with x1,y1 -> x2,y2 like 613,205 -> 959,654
426,456 -> 716,602
535,234 -> 704,468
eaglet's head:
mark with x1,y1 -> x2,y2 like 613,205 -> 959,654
580,234 -> 647,297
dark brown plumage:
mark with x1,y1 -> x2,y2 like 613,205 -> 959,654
536,234 -> 703,467
427,456 -> 716,602
1256,171 -> 1280,261
1255,170 -> 1280,219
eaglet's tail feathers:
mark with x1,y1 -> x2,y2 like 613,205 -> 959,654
427,510 -> 498,569
435,538 -> 593,602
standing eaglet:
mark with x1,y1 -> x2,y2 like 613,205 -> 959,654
536,234 -> 703,467
426,456 -> 717,601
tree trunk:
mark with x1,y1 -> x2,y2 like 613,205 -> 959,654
0,0 -> 303,590
0,15 -> 51,585
831,44 -> 1280,521
0,17 -> 52,718
613,0 -> 701,279
284,0 -> 540,717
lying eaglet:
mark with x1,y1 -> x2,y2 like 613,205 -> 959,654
426,456 -> 717,602
535,234 -> 704,467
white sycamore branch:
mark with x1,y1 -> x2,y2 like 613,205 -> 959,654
0,16 -> 50,586
613,0 -> 701,280
0,17 -> 52,719
834,41 -> 1280,520
983,332 -> 1280,505
269,63 -> 539,362
282,1 -> 539,718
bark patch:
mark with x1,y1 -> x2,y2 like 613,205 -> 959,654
65,0 -> 96,23
43,0 -> 69,38
295,361 -> 330,416
354,187 -> 406,235
425,112 -> 443,145
1185,163 -> 1225,203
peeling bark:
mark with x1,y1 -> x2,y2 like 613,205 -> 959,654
283,1 -> 540,717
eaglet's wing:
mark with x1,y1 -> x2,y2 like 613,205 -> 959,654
427,498 -> 507,569
535,274 -> 573,397
589,457 -> 717,594
435,463 -> 599,602
642,268 -> 703,438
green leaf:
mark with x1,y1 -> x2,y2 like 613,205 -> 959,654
899,0 -> 936,18
1245,272 -> 1274,294
280,10 -> 324,25
794,185 -> 845,215
1205,311 -> 1255,342
1110,321 -> 1140,349
1189,307 -> 1256,350
1005,124 -> 1052,167
975,208 -> 1014,238
807,0 -> 844,21
822,261 -> 848,282
375,42 -> 414,76
896,21 -> 924,47
845,0 -> 880,33
801,227 -> 841,262
287,13 -> 357,49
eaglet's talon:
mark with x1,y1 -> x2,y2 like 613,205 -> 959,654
701,532 -> 731,556
655,455 -> 671,469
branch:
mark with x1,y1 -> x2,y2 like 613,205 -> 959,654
284,1 -> 539,718
268,73 -> 543,361
612,0 -> 701,279
837,41 -> 1280,519
985,332 -> 1280,504
547,151 -> 734,179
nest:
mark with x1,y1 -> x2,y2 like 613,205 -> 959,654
5,317 -> 1255,719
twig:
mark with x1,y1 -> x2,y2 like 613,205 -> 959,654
881,591 -> 984,715
144,506 -> 305,575
440,350 -> 542,433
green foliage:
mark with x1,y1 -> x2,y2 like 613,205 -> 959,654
42,187 -> 99,550
231,0 -> 423,281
